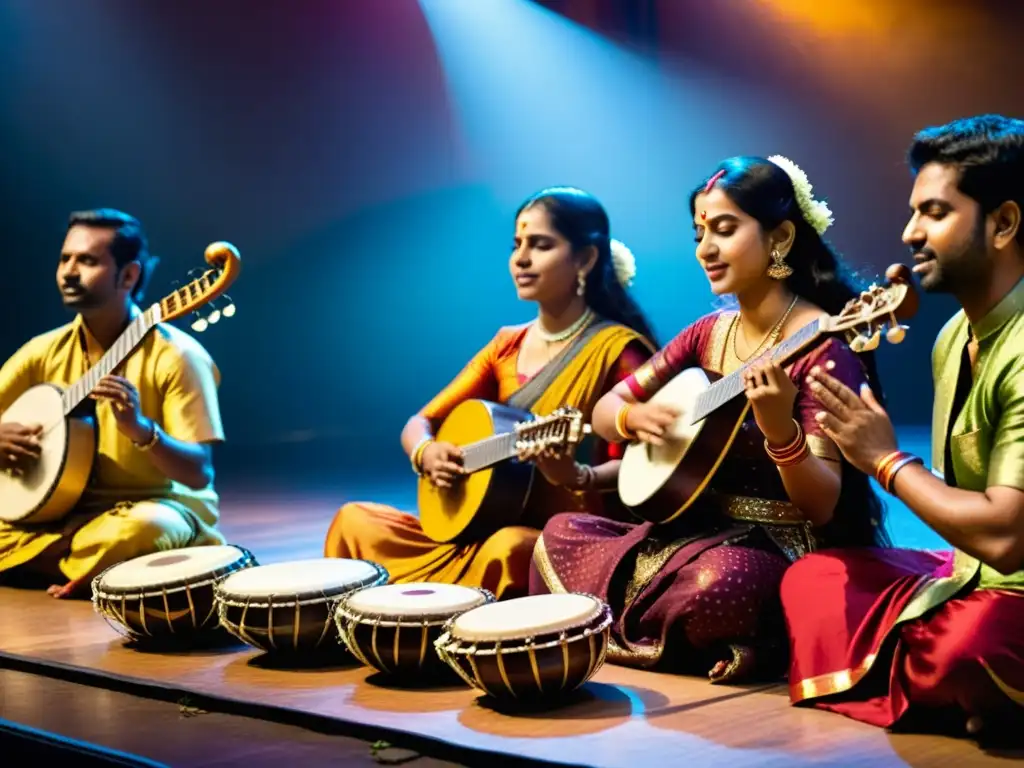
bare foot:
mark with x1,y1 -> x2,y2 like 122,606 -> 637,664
46,578 -> 88,599
709,659 -> 729,680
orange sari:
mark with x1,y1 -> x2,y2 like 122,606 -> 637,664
324,320 -> 652,599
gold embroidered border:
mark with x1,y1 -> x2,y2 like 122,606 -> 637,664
790,560 -> 980,704
531,535 -> 567,594
707,312 -> 735,373
719,494 -> 805,525
807,434 -> 841,462
631,359 -> 661,396
980,659 -> 1024,708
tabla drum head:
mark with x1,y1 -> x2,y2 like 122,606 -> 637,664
450,593 -> 603,643
95,545 -> 250,594
345,582 -> 489,620
216,558 -> 386,604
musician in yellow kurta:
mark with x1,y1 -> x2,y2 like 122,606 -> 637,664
0,209 -> 225,598
324,187 -> 656,599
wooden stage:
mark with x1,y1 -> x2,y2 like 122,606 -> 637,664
1,480 -> 1021,767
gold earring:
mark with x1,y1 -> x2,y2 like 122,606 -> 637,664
577,270 -> 587,296
766,248 -> 793,280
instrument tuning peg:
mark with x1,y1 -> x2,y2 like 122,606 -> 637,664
190,313 -> 209,333
861,329 -> 881,351
849,333 -> 867,353
886,324 -> 907,344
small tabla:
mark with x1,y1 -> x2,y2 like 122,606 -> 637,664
214,557 -> 388,655
335,581 -> 494,679
435,592 -> 612,706
91,544 -> 257,645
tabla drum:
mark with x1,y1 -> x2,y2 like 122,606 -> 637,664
91,544 -> 257,645
435,592 -> 612,706
214,557 -> 388,655
335,581 -> 493,679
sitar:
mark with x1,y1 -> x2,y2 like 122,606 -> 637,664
617,264 -> 919,525
418,401 -> 590,544
0,242 -> 241,525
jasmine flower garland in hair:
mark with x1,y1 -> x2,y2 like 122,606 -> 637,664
767,155 -> 835,236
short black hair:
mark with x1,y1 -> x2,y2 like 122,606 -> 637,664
68,208 -> 156,300
908,114 -> 1024,242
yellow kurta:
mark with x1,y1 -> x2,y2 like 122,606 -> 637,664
0,304 -> 225,584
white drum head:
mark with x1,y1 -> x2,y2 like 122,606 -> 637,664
98,545 -> 247,591
346,582 -> 488,618
451,593 -> 602,643
218,558 -> 381,599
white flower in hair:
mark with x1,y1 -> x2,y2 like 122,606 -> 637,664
610,239 -> 636,287
767,155 -> 835,236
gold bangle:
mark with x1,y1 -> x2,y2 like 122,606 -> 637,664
411,437 -> 433,475
134,421 -> 160,452
615,403 -> 636,441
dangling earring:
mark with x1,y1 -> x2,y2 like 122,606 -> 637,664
576,270 -> 587,297
766,248 -> 793,280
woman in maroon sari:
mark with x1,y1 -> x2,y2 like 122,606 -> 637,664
530,156 -> 889,683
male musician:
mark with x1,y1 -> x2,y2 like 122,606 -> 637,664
0,209 -> 226,598
779,114 -> 1024,737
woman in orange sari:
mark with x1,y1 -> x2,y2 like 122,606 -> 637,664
324,187 -> 657,599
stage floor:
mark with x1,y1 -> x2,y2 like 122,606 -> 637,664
2,466 -> 1021,768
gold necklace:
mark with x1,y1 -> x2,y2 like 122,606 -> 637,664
732,296 -> 798,363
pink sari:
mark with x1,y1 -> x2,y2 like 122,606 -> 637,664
530,311 -> 883,682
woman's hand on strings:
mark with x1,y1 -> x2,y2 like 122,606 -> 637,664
421,441 -> 464,488
626,402 -> 680,446
744,359 -> 800,446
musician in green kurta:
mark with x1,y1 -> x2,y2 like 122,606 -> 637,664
0,210 -> 225,599
779,114 -> 1024,738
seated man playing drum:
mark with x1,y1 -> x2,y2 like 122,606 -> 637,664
0,209 -> 226,599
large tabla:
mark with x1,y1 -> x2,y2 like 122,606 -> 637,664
214,557 -> 388,654
335,581 -> 493,679
435,592 -> 612,705
91,544 -> 256,644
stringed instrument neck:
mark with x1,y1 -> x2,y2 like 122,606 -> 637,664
460,432 -> 521,474
61,246 -> 238,418
690,318 -> 822,424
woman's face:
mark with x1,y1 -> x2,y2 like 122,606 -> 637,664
692,186 -> 773,297
509,205 -> 579,304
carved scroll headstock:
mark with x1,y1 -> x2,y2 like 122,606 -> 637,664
155,242 -> 241,324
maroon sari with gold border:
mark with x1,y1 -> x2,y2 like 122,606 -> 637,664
530,310 -> 877,681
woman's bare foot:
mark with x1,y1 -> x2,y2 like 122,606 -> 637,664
46,577 -> 88,599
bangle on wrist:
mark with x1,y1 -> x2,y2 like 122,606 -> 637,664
614,403 -> 636,441
411,437 -> 433,476
134,420 -> 160,452
875,450 -> 922,494
764,420 -> 808,467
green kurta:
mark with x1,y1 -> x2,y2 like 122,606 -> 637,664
899,275 -> 1024,622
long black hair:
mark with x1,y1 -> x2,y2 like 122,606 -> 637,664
517,187 -> 658,346
689,157 -> 890,547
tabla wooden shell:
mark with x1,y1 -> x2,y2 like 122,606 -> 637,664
91,544 -> 257,645
335,582 -> 494,679
214,557 -> 388,655
434,592 -> 612,706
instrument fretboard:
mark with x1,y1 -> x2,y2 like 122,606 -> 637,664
62,306 -> 162,416
460,432 -> 519,474
690,318 -> 822,424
